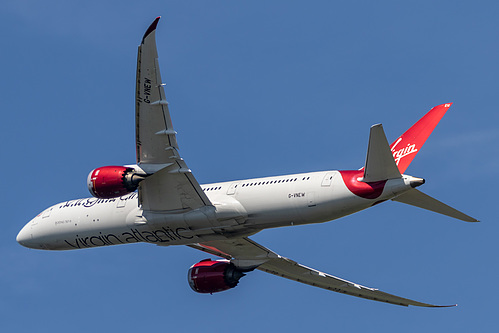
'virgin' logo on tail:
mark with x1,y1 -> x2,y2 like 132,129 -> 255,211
391,138 -> 418,165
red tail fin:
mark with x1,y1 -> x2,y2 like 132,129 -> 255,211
390,103 -> 452,173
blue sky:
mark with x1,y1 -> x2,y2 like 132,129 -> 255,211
2,1 -> 497,332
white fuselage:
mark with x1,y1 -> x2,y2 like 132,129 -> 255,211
17,170 -> 414,250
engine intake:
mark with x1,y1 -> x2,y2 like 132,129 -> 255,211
87,165 -> 146,199
188,259 -> 246,294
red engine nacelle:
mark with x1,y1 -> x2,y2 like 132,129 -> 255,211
87,166 -> 146,199
188,259 -> 246,294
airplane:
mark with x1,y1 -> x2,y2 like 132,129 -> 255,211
17,17 -> 478,307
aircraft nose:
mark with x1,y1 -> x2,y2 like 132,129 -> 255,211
17,223 -> 35,249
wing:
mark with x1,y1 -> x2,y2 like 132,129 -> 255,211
136,17 -> 211,211
189,237 -> 455,307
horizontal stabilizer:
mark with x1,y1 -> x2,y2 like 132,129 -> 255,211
392,189 -> 479,222
362,124 -> 401,182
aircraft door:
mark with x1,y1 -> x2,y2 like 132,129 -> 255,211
117,197 -> 127,208
227,183 -> 240,195
321,172 -> 336,187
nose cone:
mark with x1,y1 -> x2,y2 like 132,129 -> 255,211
17,223 -> 36,249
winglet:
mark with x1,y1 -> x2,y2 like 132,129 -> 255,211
390,103 -> 452,173
142,17 -> 161,44
427,304 -> 458,308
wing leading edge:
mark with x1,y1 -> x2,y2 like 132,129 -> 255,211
190,238 -> 456,307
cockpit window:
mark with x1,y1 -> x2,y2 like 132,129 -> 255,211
42,207 -> 53,218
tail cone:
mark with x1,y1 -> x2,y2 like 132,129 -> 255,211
410,177 -> 425,188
